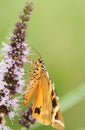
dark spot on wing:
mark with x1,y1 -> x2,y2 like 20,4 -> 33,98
39,58 -> 43,63
34,80 -> 37,82
41,65 -> 44,68
52,98 -> 57,108
51,90 -> 54,96
36,68 -> 38,71
55,112 -> 58,119
34,107 -> 41,114
34,70 -> 36,73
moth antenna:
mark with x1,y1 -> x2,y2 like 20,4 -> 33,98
28,44 -> 42,58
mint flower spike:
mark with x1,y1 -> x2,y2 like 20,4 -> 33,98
19,106 -> 36,130
0,2 -> 34,129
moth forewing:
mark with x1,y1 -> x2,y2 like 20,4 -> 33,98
32,71 -> 52,125
24,79 -> 38,105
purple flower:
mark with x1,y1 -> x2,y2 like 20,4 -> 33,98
19,105 -> 36,129
0,2 -> 34,129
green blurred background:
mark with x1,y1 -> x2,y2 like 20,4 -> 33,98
0,0 -> 85,130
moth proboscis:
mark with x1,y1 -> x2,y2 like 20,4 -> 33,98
24,58 -> 64,130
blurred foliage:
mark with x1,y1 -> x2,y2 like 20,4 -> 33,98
0,0 -> 85,130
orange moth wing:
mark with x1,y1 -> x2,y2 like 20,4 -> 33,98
24,58 -> 65,130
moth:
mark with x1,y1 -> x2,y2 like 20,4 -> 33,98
24,58 -> 64,130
